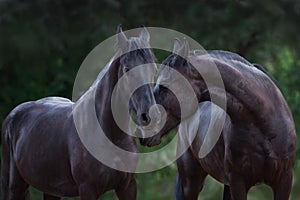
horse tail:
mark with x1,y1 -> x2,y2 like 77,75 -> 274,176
1,115 -> 13,200
174,174 -> 185,200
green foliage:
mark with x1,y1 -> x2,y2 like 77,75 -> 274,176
1,0 -> 300,199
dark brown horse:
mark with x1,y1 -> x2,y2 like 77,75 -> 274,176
141,38 -> 297,200
1,26 -> 157,200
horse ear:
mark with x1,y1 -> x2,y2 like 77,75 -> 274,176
183,38 -> 190,57
177,37 -> 189,58
139,26 -> 150,43
172,38 -> 181,54
116,24 -> 128,51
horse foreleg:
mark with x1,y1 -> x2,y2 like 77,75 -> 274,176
272,169 -> 293,200
44,193 -> 60,200
228,173 -> 248,200
176,149 -> 208,200
78,183 -> 99,200
116,177 -> 137,200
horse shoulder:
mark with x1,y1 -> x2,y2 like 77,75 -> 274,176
183,102 -> 229,184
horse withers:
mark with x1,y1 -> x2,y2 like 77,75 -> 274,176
140,38 -> 297,200
1,26 -> 158,200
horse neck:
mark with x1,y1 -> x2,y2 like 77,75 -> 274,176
95,58 -> 131,138
74,55 -> 130,141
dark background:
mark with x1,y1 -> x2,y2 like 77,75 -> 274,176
0,0 -> 299,199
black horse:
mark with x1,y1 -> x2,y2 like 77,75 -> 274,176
1,26 -> 157,200
140,38 -> 297,200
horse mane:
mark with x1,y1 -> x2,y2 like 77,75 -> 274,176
81,38 -> 145,93
128,37 -> 150,50
126,37 -> 157,64
252,63 -> 277,84
75,35 -> 156,105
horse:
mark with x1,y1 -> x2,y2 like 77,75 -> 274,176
1,26 -> 158,200
171,52 -> 281,200
140,38 -> 297,200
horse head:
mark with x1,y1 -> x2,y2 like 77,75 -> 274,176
115,25 -> 160,128
139,38 -> 202,146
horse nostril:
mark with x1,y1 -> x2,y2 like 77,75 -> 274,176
140,113 -> 151,126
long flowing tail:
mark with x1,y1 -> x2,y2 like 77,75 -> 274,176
1,116 -> 13,200
175,174 -> 184,200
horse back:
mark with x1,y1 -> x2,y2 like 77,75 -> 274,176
6,97 -> 74,144
207,50 -> 296,156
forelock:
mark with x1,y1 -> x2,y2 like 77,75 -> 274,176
128,37 -> 149,51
